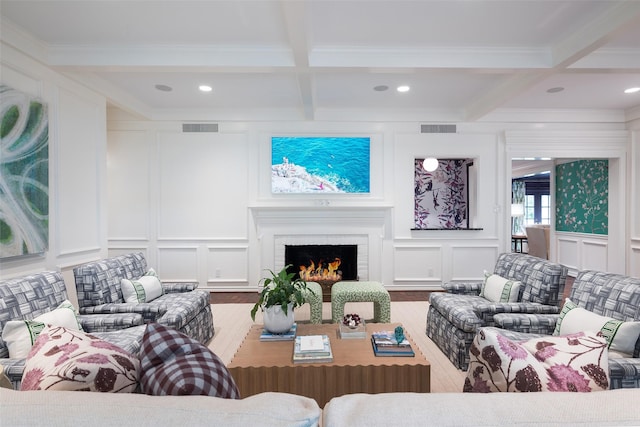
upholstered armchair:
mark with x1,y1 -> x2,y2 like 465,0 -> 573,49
74,252 -> 214,344
426,252 -> 568,370
525,226 -> 549,259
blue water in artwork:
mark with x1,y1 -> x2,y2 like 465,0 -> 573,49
272,136 -> 370,193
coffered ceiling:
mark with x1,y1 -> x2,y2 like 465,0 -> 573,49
2,0 -> 640,122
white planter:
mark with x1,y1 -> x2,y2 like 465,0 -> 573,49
263,303 -> 295,334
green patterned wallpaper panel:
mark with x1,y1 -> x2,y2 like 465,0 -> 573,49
555,160 -> 608,235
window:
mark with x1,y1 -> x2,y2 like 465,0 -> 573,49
515,174 -> 550,226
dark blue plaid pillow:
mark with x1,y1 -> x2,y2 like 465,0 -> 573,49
139,323 -> 239,398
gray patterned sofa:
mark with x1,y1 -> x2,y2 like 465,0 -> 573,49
74,252 -> 214,344
0,271 -> 146,389
492,270 -> 640,389
426,252 -> 568,370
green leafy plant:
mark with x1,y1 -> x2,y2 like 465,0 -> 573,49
250,264 -> 314,321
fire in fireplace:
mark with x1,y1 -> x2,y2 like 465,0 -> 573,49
285,244 -> 357,302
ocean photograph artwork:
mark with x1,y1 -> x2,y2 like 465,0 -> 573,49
271,136 -> 370,193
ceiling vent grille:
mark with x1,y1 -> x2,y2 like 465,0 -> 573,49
182,123 -> 219,133
421,124 -> 457,134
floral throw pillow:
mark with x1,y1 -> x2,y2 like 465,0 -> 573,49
464,328 -> 609,393
20,325 -> 140,392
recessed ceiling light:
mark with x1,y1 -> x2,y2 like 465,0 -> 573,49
546,87 -> 564,93
373,85 -> 389,92
397,85 -> 410,93
154,84 -> 172,92
624,87 -> 640,94
199,85 -> 212,92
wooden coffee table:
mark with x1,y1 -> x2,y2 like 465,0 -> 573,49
228,323 -> 430,407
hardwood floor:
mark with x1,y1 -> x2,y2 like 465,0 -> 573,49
207,297 -> 466,394
210,290 -> 434,304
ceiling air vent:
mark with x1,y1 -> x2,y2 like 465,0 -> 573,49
182,123 -> 219,133
421,124 -> 457,134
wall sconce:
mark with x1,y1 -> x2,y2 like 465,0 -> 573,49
422,157 -> 439,172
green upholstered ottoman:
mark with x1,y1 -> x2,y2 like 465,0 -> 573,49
331,281 -> 390,323
303,282 -> 323,324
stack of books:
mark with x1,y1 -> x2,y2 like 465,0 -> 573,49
260,323 -> 297,341
371,330 -> 415,357
292,334 -> 333,364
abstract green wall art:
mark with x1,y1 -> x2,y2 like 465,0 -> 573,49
555,160 -> 608,235
0,85 -> 49,258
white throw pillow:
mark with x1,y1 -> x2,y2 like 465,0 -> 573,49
1,300 -> 83,359
121,272 -> 163,303
479,271 -> 522,303
554,298 -> 640,357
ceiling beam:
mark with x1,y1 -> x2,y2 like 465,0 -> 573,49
551,1 -> 640,68
280,0 -> 314,120
464,1 -> 640,122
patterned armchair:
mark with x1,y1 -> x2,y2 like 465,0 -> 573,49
0,271 -> 145,389
493,270 -> 640,389
426,252 -> 568,370
73,252 -> 214,345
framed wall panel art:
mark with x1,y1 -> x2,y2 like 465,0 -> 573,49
0,84 -> 49,258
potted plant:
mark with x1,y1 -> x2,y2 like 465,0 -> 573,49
251,264 -> 315,333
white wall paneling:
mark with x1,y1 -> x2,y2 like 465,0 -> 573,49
156,247 -> 199,282
156,131 -> 248,240
581,239 -> 609,273
206,245 -> 250,288
108,130 -> 151,240
56,87 -> 105,255
392,245 -> 442,287
631,243 -> 640,278
108,247 -> 150,260
450,244 -> 500,281
556,232 -> 608,273
630,128 -> 640,273
557,237 -> 580,272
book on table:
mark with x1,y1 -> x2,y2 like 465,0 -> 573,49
293,334 -> 333,364
371,330 -> 415,357
260,323 -> 297,341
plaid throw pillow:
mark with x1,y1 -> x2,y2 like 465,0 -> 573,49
139,323 -> 239,398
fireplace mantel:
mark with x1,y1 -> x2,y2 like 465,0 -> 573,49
250,205 -> 392,283
250,205 -> 392,226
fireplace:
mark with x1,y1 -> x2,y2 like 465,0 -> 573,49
285,244 -> 358,302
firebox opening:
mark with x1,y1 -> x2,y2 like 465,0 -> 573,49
285,244 -> 358,302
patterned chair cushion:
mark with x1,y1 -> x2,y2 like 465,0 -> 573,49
569,271 -> 640,322
139,323 -> 238,398
464,327 -> 609,393
154,290 -> 210,330
0,271 -> 70,358
74,252 -> 148,307
21,325 -> 140,392
493,253 -> 567,306
429,293 -> 486,333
